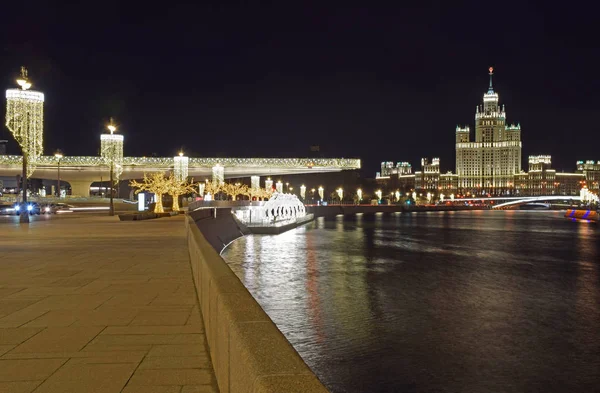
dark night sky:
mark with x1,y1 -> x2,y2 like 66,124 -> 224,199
0,2 -> 598,175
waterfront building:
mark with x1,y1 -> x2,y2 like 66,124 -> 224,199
576,160 -> 600,192
455,68 -> 522,195
415,158 -> 440,191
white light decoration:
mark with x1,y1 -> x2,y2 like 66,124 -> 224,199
198,182 -> 205,196
412,191 -> 417,200
450,193 -> 455,201
137,192 -> 145,212
257,192 -> 306,223
440,193 -> 445,202
336,187 -> 343,201
275,180 -> 283,193
5,69 -> 44,178
427,192 -> 432,202
357,188 -> 362,202
100,133 -> 124,179
300,184 -> 306,199
375,190 -> 382,201
251,176 -> 260,191
174,152 -> 189,182
265,177 -> 273,190
395,190 -> 400,201
318,186 -> 324,200
212,164 -> 224,186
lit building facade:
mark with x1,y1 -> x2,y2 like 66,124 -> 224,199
456,68 -> 521,195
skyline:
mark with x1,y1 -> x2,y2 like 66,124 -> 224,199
1,3 -> 598,174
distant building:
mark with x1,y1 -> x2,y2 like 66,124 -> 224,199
455,68 -> 522,195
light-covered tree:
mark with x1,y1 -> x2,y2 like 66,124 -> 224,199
165,173 -> 196,212
130,172 -> 170,213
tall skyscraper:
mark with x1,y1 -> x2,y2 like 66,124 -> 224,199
456,68 -> 522,195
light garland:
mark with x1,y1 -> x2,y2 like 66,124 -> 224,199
212,164 -> 224,186
265,178 -> 273,190
5,88 -> 44,177
174,154 -> 189,182
100,134 -> 124,179
251,176 -> 260,191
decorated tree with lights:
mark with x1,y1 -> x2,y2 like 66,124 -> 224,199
230,183 -> 249,201
203,180 -> 223,200
129,172 -> 171,213
165,173 -> 196,212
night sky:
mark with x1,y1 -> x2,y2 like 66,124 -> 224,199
0,2 -> 597,175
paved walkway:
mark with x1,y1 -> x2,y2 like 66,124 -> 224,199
0,215 -> 218,393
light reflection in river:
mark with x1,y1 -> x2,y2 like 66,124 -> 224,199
222,211 -> 600,393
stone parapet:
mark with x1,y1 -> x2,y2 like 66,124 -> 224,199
185,215 -> 329,393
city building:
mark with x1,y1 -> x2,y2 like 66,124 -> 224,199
455,68 -> 521,195
576,160 -> 600,192
415,158 -> 439,191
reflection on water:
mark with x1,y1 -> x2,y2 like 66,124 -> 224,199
222,211 -> 600,393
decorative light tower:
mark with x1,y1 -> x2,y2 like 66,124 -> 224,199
54,151 -> 63,197
212,164 -> 224,186
174,151 -> 189,182
318,186 -> 324,201
357,188 -> 362,203
251,176 -> 260,191
101,118 -> 123,216
300,184 -> 306,199
376,189 -> 382,201
276,180 -> 283,193
198,180 -> 206,197
5,67 -> 44,223
265,177 -> 273,191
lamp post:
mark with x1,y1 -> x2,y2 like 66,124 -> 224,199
54,151 -> 63,197
107,120 -> 116,216
6,67 -> 44,224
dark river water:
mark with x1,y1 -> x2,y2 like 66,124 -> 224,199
222,211 -> 600,393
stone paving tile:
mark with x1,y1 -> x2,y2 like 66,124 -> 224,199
86,333 -> 203,347
122,386 -> 182,393
182,385 -> 219,393
2,350 -> 147,360
0,381 -> 42,393
130,310 -> 192,326
103,325 -> 203,335
0,345 -> 15,356
0,358 -> 67,381
128,369 -> 215,386
148,344 -> 210,357
0,327 -> 43,345
11,326 -> 103,353
33,362 -> 138,393
139,356 -> 211,370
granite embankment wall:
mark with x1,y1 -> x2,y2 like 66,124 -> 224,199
185,211 -> 329,393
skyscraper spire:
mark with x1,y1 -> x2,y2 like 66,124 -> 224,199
488,66 -> 494,93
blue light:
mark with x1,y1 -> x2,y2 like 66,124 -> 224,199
26,205 -> 33,211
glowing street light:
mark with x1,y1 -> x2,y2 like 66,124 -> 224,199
357,188 -> 362,203
54,151 -> 63,197
101,118 -> 123,216
375,189 -> 382,201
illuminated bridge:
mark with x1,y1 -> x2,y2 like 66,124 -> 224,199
456,195 -> 584,209
0,155 -> 360,196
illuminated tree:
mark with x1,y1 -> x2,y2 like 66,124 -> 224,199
129,172 -> 170,213
165,173 -> 196,212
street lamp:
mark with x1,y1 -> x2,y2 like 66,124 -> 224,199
54,151 -> 63,197
107,119 -> 117,216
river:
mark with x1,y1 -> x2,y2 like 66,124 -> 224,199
222,210 -> 600,393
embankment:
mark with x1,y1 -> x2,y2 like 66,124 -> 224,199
185,212 -> 329,393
